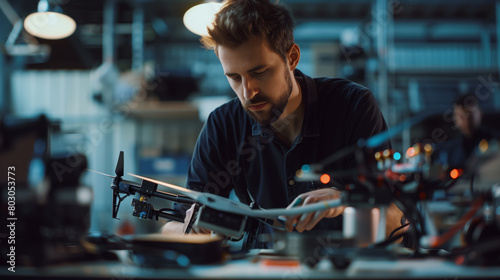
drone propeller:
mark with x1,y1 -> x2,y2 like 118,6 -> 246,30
115,151 -> 124,178
304,111 -> 434,174
112,151 -> 126,219
365,112 -> 431,149
85,169 -> 115,178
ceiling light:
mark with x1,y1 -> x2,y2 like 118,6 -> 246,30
24,0 -> 76,40
183,1 -> 222,37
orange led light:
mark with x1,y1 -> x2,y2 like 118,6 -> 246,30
450,169 -> 459,179
320,174 -> 331,184
407,147 -> 415,157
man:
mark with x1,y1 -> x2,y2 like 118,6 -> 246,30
163,0 -> 403,247
435,93 -> 500,169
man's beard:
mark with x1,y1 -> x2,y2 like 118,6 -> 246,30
244,70 -> 293,127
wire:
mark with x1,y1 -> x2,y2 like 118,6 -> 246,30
428,195 -> 485,249
258,218 -> 286,231
469,172 -> 476,197
386,182 -> 423,253
389,223 -> 410,239
373,232 -> 408,248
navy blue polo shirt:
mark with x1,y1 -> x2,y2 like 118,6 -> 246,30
181,69 -> 390,235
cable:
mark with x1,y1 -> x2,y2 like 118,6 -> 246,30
373,232 -> 408,248
428,195 -> 485,249
389,223 -> 410,239
258,218 -> 286,231
469,172 -> 476,198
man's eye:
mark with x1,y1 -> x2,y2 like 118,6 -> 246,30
254,69 -> 268,75
229,76 -> 241,81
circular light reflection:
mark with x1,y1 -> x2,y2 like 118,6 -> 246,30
393,152 -> 401,161
320,174 -> 330,184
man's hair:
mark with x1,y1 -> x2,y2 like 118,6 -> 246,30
454,93 -> 481,112
201,0 -> 295,62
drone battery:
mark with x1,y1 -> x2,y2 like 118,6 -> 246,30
195,206 -> 246,239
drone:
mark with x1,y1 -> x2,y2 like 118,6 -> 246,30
90,151 -> 342,241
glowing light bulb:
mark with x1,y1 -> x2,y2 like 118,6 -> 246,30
183,2 -> 223,36
24,11 -> 76,39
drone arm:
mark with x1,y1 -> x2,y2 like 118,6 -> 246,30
118,179 -> 196,204
156,209 -> 185,222
151,189 -> 196,204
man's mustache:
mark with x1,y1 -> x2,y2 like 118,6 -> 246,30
244,96 -> 270,106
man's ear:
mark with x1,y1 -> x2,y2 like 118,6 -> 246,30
287,43 -> 300,71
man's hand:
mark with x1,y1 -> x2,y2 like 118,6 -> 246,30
279,188 -> 405,241
283,188 -> 346,232
183,204 -> 211,234
161,204 -> 211,235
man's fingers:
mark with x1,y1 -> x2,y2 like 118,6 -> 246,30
282,189 -> 346,232
285,215 -> 299,232
296,212 -> 314,232
286,196 -> 304,209
294,196 -> 318,232
305,210 -> 327,231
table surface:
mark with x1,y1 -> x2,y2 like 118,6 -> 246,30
2,251 -> 500,280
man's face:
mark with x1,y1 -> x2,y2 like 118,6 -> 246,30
453,105 -> 482,137
217,36 -> 293,126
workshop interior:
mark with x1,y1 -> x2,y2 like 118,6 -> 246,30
1,0 -> 500,279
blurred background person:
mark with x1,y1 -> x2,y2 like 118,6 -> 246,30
434,93 -> 500,170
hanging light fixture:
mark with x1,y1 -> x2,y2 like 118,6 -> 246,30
24,0 -> 76,40
183,1 -> 222,37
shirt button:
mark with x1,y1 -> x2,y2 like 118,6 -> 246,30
288,179 -> 295,186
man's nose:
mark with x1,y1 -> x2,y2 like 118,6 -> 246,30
243,78 -> 258,100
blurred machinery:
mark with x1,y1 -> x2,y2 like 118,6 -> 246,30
0,115 -> 93,267
295,118 -> 500,268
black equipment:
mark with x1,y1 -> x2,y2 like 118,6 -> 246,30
110,151 -> 192,223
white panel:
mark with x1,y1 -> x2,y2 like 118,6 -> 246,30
11,71 -> 24,115
10,70 -> 110,120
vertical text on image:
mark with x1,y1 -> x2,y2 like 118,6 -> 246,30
7,166 -> 17,272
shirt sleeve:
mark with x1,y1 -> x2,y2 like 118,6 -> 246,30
173,111 -> 234,215
342,88 -> 391,169
185,111 -> 234,198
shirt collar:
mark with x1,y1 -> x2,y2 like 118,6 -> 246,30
251,69 -> 320,138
